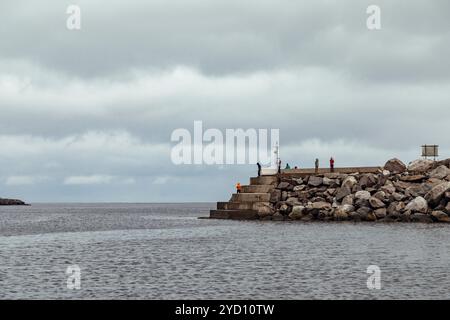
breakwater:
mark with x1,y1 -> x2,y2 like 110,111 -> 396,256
210,158 -> 450,223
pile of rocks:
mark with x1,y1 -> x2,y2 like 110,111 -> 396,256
266,158 -> 450,223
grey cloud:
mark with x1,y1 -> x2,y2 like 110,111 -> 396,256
0,0 -> 449,201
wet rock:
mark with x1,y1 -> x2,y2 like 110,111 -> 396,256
384,158 -> 406,173
366,211 -> 377,221
272,212 -> 285,221
410,213 -> 433,223
349,212 -> 362,221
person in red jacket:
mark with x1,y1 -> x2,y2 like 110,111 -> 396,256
330,157 -> 335,172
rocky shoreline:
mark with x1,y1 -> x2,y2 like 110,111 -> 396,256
210,158 -> 450,223
0,198 -> 28,206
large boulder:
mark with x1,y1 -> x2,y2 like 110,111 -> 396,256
289,205 -> 306,220
279,203 -> 291,215
269,189 -> 281,203
374,208 -> 387,219
429,165 -> 450,180
308,176 -> 323,187
336,187 -> 352,202
369,196 -> 386,209
359,174 -> 378,188
407,159 -> 434,173
425,182 -> 450,207
384,158 -> 406,173
435,158 -> 450,168
334,204 -> 354,220
342,194 -> 354,206
312,201 -> 332,210
355,190 -> 371,200
254,203 -> 274,217
431,211 -> 450,223
410,213 -> 433,223
272,212 -> 285,221
405,196 -> 428,213
400,175 -> 426,182
341,176 -> 357,190
277,182 -> 293,190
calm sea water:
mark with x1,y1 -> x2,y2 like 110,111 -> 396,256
1,203 -> 450,299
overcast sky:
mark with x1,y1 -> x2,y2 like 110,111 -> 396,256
1,0 -> 449,202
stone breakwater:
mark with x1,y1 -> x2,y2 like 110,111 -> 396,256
209,158 -> 450,223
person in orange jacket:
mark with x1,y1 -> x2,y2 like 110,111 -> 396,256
236,182 -> 242,193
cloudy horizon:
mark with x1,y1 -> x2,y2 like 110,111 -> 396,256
1,0 -> 449,202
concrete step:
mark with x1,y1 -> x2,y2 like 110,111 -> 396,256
210,209 -> 258,220
250,176 -> 278,185
217,201 -> 271,210
230,193 -> 271,202
241,185 -> 274,193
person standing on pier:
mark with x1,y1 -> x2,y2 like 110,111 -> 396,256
330,157 -> 335,173
236,182 -> 242,193
257,162 -> 262,177
277,159 -> 282,174
315,158 -> 319,173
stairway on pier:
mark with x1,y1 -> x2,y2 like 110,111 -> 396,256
209,175 -> 278,220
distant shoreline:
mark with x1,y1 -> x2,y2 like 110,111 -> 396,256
0,198 -> 29,206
